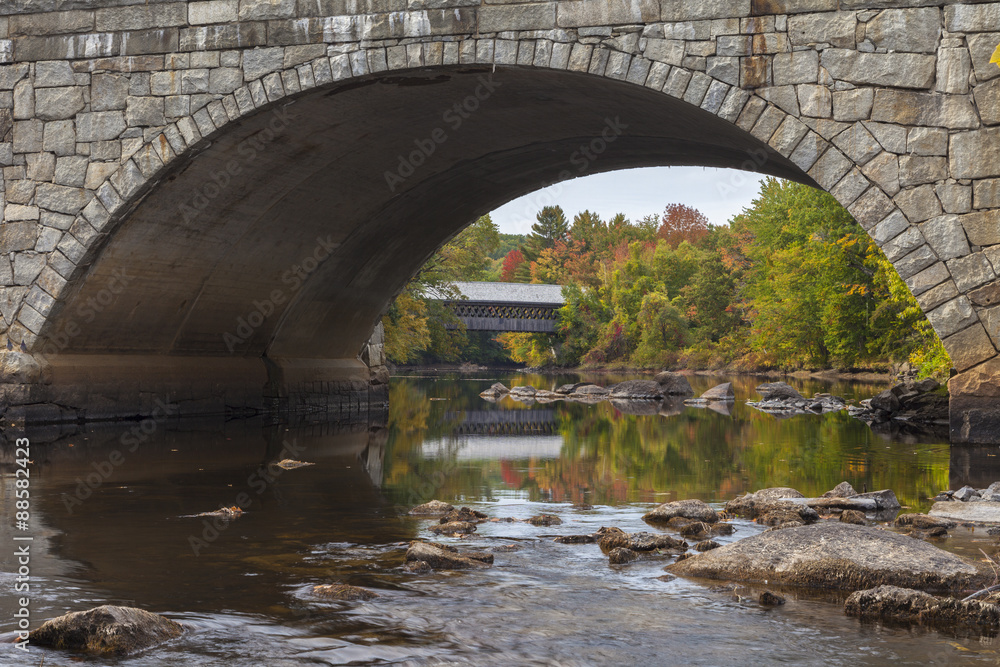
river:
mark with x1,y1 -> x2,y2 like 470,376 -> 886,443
2,372 -> 999,665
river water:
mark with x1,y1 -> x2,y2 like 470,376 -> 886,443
2,372 -> 1000,665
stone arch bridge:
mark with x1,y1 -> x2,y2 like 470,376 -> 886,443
0,0 -> 999,442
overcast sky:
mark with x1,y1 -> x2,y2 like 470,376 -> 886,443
490,166 -> 769,235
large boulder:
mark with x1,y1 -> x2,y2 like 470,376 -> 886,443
405,541 -> 493,570
29,606 -> 182,656
845,585 -> 1000,634
755,382 -> 803,401
408,500 -> 454,516
313,584 -> 379,601
509,385 -> 537,396
479,382 -> 509,399
608,379 -> 663,399
822,481 -> 857,498
643,498 -> 719,524
930,500 -> 1000,523
654,371 -> 694,396
667,522 -> 985,592
699,383 -> 735,401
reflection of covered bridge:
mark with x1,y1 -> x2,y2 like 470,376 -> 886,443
435,283 -> 565,333
445,409 -> 559,435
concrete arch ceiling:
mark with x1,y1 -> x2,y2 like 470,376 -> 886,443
43,64 -> 812,365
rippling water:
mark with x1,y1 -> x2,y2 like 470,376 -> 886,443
2,372 -> 1000,665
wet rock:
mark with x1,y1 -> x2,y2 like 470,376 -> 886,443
643,498 -> 719,525
570,384 -> 610,398
403,560 -> 432,573
655,370 -> 695,396
597,527 -> 630,551
628,532 -> 687,552
823,481 -> 857,498
758,509 -> 814,527
699,382 -> 735,401
666,517 -> 696,529
954,485 -> 979,502
929,500 -> 1000,523
554,534 -> 597,544
193,505 -> 244,519
695,539 -> 721,552
555,382 -> 591,394
850,379 -> 949,437
680,522 -> 735,539
405,541 -> 493,570
756,382 -> 803,401
895,514 -> 956,530
428,521 -> 477,535
759,591 -> 786,606
840,510 -> 868,525
726,493 -> 819,525
312,584 -> 378,601
29,606 -> 183,656
667,522 -> 986,592
527,514 -> 562,527
608,379 -> 663,399
845,585 -> 1000,635
490,543 -> 523,552
440,507 -> 488,524
609,547 -> 639,564
808,489 -> 900,512
509,385 -> 537,396
409,500 -> 454,516
480,382 -> 510,399
752,487 -> 806,500
572,502 -> 594,510
274,459 -> 315,470
657,574 -> 677,582
750,382 -> 846,416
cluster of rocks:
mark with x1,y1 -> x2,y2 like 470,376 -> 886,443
848,378 -> 949,438
481,371 -> 697,406
926,481 -> 1000,524
747,382 -> 847,416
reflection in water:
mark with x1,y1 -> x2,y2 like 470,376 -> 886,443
1,374 -> 996,665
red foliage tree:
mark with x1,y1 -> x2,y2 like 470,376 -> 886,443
500,249 -> 525,282
657,203 -> 709,247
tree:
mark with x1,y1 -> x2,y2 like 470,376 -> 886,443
500,249 -> 525,282
658,203 -> 709,247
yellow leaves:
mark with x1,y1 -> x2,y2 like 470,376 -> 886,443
992,41 -> 1000,68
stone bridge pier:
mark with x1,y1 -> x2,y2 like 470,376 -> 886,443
0,0 -> 998,441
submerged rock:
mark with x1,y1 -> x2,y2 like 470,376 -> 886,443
695,540 -> 721,552
608,379 -> 663,399
29,606 -> 183,656
667,522 -> 986,592
840,510 -> 867,525
845,585 -> 1000,635
725,494 -> 819,525
527,514 -> 562,527
509,385 -> 538,396
895,514 -> 956,530
749,382 -> 846,416
409,500 -> 455,516
428,521 -> 477,535
679,522 -> 735,539
643,498 -> 719,525
808,489 -> 900,512
627,532 -> 687,552
405,542 -> 494,570
313,584 -> 378,601
759,591 -> 786,606
274,459 -> 315,470
440,507 -> 488,524
655,371 -> 694,396
554,534 -> 597,544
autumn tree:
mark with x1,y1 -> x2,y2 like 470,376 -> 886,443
658,203 -> 709,247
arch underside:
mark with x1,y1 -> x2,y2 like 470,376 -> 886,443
40,65 -> 811,371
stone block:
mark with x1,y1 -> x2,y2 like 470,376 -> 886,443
949,252 -> 997,293
179,23 -> 267,51
974,179 -> 1000,209
0,222 -> 37,251
809,147 -> 852,191
974,79 -> 1000,127
920,214 -> 969,261
830,167 -> 870,207
706,57 -> 739,86
95,3 -> 188,31
899,155 -> 946,188
13,254 -> 46,286
12,119 -> 43,153
25,152 -> 55,181
820,50 -> 935,90
861,151 -> 899,196
945,3 -> 1000,33
53,155 -> 89,188
644,39 -> 684,66
9,10 -> 94,37
952,129 -> 1000,180
35,86 -> 84,121
943,323 -> 996,373
936,47 -> 971,95
773,51 -> 818,86
936,183 -> 972,215
865,8 -> 940,54
125,96 -> 165,127
893,244 -> 937,279
35,183 -> 89,215
239,0 -> 297,20
906,127 -> 947,157
882,92 -> 978,134
90,73 -> 128,112
968,33 -> 1000,83
870,210 -> 909,245
716,35 -> 750,57
881,225 -> 923,262
13,80 -> 33,120
894,186 -> 941,224
787,12 -> 855,49
242,47 -> 285,80
960,211 -> 1000,247
660,0 -> 750,21
34,61 -> 76,88
831,88 -> 873,122
927,295 -> 979,339
75,111 -> 126,142
832,123 -> 880,166
910,267 -> 953,304
483,4 -> 556,31
189,0 -> 239,24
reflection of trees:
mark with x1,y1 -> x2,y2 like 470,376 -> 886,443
383,377 -> 950,511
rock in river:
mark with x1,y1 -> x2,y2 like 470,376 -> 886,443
405,541 -> 493,570
643,498 -> 719,524
666,522 -> 986,592
29,605 -> 183,656
845,585 -> 1000,635
409,500 -> 455,516
428,521 -> 477,535
313,584 -> 379,601
655,371 -> 694,396
608,379 -> 663,399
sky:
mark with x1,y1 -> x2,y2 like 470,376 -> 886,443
489,166 -> 769,235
